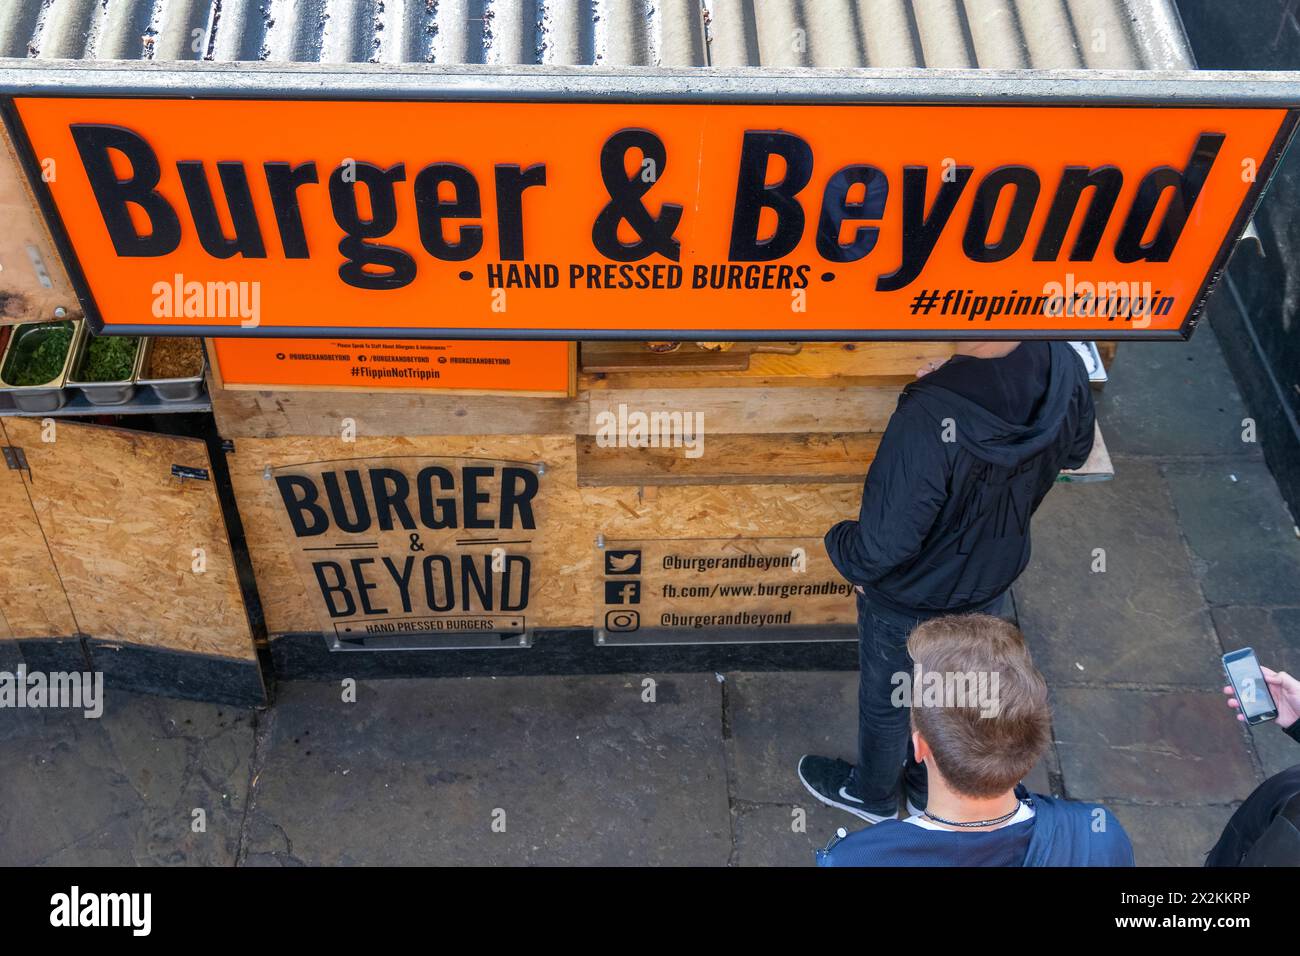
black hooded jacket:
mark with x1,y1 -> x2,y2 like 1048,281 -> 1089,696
825,342 -> 1095,614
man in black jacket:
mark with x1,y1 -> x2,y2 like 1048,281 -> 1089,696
799,340 -> 1096,822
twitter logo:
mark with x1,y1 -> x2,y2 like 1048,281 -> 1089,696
605,550 -> 642,575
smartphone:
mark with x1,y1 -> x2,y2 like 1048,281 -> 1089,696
1223,648 -> 1278,725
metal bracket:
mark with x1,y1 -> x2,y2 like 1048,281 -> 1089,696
1238,218 -> 1265,257
171,464 -> 210,482
325,625 -> 532,652
24,244 -> 52,289
3,446 -> 28,471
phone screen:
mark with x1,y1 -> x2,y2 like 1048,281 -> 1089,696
1226,652 -> 1276,720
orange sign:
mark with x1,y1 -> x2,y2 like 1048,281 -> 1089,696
211,338 -> 573,395
11,97 -> 1296,339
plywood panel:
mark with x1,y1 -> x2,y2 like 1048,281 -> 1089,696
209,342 -> 925,440
227,434 -> 863,633
581,341 -> 954,389
1060,423 -> 1114,482
587,386 -> 900,435
6,419 -> 257,660
209,372 -> 587,439
0,420 -> 75,638
232,423 -> 1113,636
577,432 -> 880,486
0,123 -> 78,325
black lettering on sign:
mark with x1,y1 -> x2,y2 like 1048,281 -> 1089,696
498,467 -> 539,530
329,162 -> 417,291
321,469 -> 372,534
176,160 -> 267,259
62,120 -> 1234,301
591,129 -> 683,262
383,555 -> 417,613
422,555 -> 456,612
494,163 -> 547,260
313,561 -> 356,618
312,553 -> 534,616
286,463 -> 542,620
264,161 -> 320,259
1032,165 -> 1123,262
962,165 -> 1040,263
416,465 -> 458,529
875,164 -> 972,292
729,130 -> 814,262
816,164 -> 888,263
369,468 -> 416,532
413,162 -> 483,262
276,474 -> 328,537
70,124 -> 181,257
277,464 -> 540,538
1115,132 -> 1223,263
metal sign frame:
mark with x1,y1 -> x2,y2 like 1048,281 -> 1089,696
1,62 -> 1298,342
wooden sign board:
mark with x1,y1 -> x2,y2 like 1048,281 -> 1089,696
2,68 -> 1296,341
269,456 -> 544,650
211,338 -> 574,396
0,119 -> 78,326
595,536 -> 857,645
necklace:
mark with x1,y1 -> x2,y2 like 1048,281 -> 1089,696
923,799 -> 1025,829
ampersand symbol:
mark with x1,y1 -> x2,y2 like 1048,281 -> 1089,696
591,128 -> 682,262
409,533 -> 425,552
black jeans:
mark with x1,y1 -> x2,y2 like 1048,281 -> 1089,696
1205,764 -> 1300,866
853,590 -> 1012,814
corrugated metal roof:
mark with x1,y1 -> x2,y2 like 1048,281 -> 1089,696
0,0 -> 1192,70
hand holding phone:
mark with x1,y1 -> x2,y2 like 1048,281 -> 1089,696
1222,648 -> 1280,725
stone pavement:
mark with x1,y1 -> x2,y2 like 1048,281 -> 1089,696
2,318 -> 1298,866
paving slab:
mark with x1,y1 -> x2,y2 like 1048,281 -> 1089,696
1051,687 -> 1255,804
733,800 -> 853,867
241,675 -> 731,866
1095,331 -> 1260,459
724,671 -> 858,805
1209,605 -> 1300,778
1016,463 -> 1222,687
1245,723 -> 1300,782
0,692 -> 253,866
1108,803 -> 1235,867
1210,605 -> 1300,678
1164,460 -> 1300,607
725,670 -> 1058,806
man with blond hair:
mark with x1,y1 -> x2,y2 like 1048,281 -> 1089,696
817,614 -> 1133,866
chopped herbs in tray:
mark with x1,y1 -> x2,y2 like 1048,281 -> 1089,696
78,335 -> 139,382
2,322 -> 74,387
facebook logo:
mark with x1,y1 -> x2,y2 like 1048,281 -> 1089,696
604,581 -> 642,605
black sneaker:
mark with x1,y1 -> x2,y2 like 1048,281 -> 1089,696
797,755 -> 898,823
904,787 -> 927,817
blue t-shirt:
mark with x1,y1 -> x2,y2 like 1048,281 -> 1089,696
816,793 -> 1134,867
